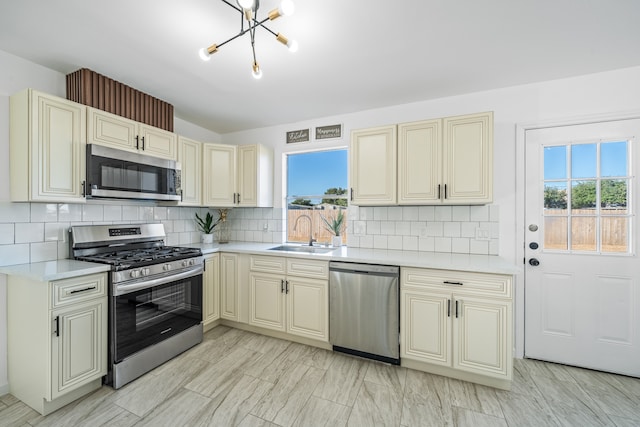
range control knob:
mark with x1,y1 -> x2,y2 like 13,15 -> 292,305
189,259 -> 195,266
163,264 -> 172,271
141,268 -> 150,276
182,260 -> 189,267
129,270 -> 140,278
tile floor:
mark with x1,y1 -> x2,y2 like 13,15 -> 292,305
1,325 -> 639,426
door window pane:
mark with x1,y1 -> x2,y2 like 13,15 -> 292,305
601,217 -> 628,253
601,179 -> 627,210
544,146 -> 567,180
571,180 -> 597,210
571,144 -> 596,178
544,216 -> 568,250
544,183 -> 567,211
571,216 -> 596,251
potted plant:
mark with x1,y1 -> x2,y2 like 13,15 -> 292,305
195,211 -> 220,244
321,210 -> 345,247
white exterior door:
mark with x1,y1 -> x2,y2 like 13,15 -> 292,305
524,119 -> 640,377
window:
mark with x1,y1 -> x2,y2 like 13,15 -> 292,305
286,149 -> 348,244
543,140 -> 631,253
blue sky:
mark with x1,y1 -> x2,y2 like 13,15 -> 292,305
544,141 -> 627,181
287,150 -> 348,198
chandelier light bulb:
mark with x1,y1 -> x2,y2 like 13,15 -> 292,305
252,62 -> 263,79
238,0 -> 253,10
287,39 -> 299,52
279,0 -> 295,16
198,47 -> 212,61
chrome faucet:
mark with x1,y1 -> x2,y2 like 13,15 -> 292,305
293,214 -> 316,246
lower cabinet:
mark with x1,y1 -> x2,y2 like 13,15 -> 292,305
7,272 -> 108,415
220,252 -> 239,321
248,256 -> 328,342
203,253 -> 220,328
401,268 -> 512,387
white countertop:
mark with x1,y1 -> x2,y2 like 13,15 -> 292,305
0,243 -> 520,282
187,242 -> 521,275
0,259 -> 111,282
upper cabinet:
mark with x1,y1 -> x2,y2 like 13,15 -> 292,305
350,125 -> 397,205
177,136 -> 202,206
202,143 -> 273,208
351,111 -> 494,206
10,89 -> 87,203
87,108 -> 177,160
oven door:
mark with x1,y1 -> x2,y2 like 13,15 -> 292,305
112,268 -> 202,363
87,144 -> 181,201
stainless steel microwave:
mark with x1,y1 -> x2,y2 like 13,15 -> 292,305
86,144 -> 181,201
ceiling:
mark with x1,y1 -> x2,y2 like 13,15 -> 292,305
1,1 -> 640,134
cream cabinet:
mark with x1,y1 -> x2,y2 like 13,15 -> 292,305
10,89 -> 87,203
220,252 -> 239,321
351,111 -> 493,206
401,267 -> 512,388
202,143 -> 273,207
350,125 -> 397,205
87,107 -> 177,160
203,253 -> 220,328
177,136 -> 203,206
7,273 -> 107,415
248,256 -> 329,342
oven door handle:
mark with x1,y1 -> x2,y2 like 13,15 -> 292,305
114,267 -> 202,296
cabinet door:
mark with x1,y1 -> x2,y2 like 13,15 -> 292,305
87,108 -> 137,153
398,119 -> 442,205
453,296 -> 511,379
139,124 -> 177,160
401,290 -> 451,366
237,145 -> 257,207
51,299 -> 107,400
203,254 -> 220,326
442,112 -> 493,204
202,143 -> 237,207
177,137 -> 202,206
287,276 -> 328,342
28,92 -> 87,202
220,253 -> 238,320
249,272 -> 286,332
350,125 -> 397,205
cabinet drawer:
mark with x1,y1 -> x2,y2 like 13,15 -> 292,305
402,268 -> 511,299
51,273 -> 107,308
286,259 -> 328,279
250,255 -> 286,274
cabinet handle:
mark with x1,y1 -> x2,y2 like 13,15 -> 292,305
455,300 -> 459,318
437,184 -> 441,199
53,316 -> 60,337
444,184 -> 448,199
443,281 -> 463,286
81,180 -> 86,197
135,135 -> 139,150
350,188 -> 354,201
69,286 -> 97,294
447,299 -> 451,317
141,136 -> 145,150
237,193 -> 241,204
281,279 -> 285,293
233,193 -> 237,204
285,280 -> 289,294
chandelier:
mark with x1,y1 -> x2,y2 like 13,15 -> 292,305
199,0 -> 298,79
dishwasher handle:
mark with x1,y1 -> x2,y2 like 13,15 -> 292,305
329,262 -> 399,276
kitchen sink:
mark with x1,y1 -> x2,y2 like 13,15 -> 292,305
268,245 -> 338,254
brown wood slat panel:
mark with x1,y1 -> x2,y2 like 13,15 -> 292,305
65,68 -> 174,132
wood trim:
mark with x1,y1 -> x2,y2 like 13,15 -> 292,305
66,68 -> 173,132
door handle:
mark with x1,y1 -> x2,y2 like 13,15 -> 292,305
529,258 -> 540,266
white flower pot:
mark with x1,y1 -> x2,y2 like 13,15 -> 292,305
332,235 -> 342,247
201,233 -> 214,244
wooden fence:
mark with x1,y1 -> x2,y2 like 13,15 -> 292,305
544,209 -> 628,251
288,209 -> 347,245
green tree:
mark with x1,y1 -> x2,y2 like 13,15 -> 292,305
321,187 -> 348,207
601,179 -> 627,207
544,186 -> 567,209
291,198 -> 313,206
571,181 -> 596,209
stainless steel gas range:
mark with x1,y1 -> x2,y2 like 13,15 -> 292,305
70,224 -> 203,389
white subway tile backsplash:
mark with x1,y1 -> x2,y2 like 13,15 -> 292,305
359,235 -> 374,248
403,236 -> 418,251
443,222 -> 461,238
30,241 -> 58,263
418,206 -> 435,221
58,204 -> 82,222
167,207 -> 181,220
31,203 -> 58,222
461,222 -> 479,238
103,205 -> 123,221
139,206 -> 154,221
434,206 -> 452,221
82,204 -> 104,222
402,207 -> 419,221
470,205 -> 489,222
44,222 -> 69,242
380,221 -> 396,235
153,207 -> 168,220
470,239 -> 489,255
452,238 -> 470,254
0,224 -> 14,244
373,235 -> 388,249
410,222 -> 427,237
395,221 -> 411,236
434,237 -> 452,252
359,207 -> 374,220
451,206 -> 470,221
373,207 -> 388,221
0,202 -> 30,223
353,220 -> 366,235
388,207 -> 403,221
15,222 -> 44,243
426,222 -> 443,237
490,205 -> 500,222
0,243 -> 30,266
387,235 -> 403,250
122,205 -> 139,220
419,237 -> 435,251
367,221 -> 381,235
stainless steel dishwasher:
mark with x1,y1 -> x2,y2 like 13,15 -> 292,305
329,261 -> 400,365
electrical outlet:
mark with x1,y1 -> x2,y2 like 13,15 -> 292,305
475,228 -> 490,241
263,223 -> 269,231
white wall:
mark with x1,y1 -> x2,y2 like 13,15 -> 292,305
222,65 -> 640,357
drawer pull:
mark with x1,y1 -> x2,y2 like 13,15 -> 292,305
69,286 -> 97,294
443,281 -> 463,286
